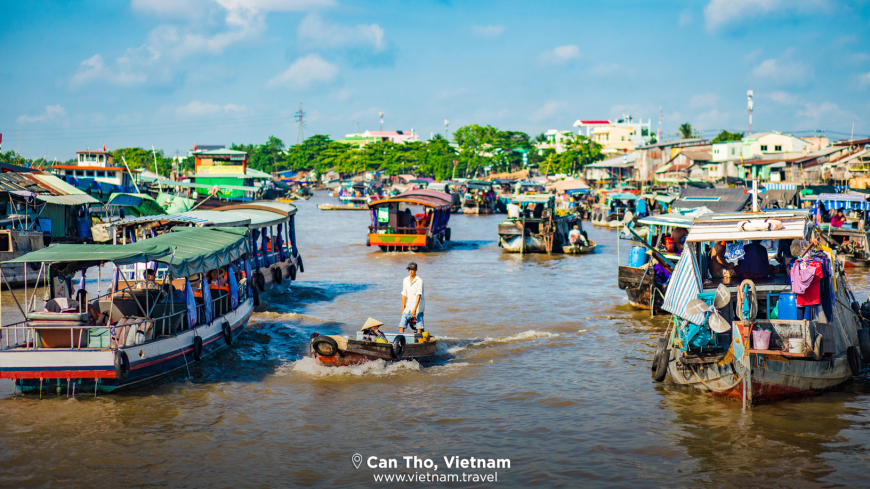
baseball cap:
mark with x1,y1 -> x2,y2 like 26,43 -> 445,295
406,262 -> 418,270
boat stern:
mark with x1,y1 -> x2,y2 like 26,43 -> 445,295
0,348 -> 117,381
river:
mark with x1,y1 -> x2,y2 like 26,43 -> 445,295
1,193 -> 869,488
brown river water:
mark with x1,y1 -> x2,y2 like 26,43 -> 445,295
2,193 -> 870,488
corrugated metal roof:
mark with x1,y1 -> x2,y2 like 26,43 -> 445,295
35,193 -> 100,205
0,173 -> 46,193
30,174 -> 90,195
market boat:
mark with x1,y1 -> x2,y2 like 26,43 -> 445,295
319,181 -> 380,211
590,193 -> 637,228
498,195 -> 574,254
812,193 -> 870,267
617,213 -> 693,311
309,330 -> 438,367
367,189 -> 452,252
0,227 -> 254,393
652,208 -> 868,404
426,181 -> 463,213
110,201 -> 304,300
460,180 -> 496,215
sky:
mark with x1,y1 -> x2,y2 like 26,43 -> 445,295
2,0 -> 870,161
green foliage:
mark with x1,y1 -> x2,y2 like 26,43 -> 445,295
712,130 -> 745,143
111,147 -> 175,176
678,123 -> 694,139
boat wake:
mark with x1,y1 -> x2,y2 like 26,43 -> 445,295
441,330 -> 561,354
286,356 -> 422,377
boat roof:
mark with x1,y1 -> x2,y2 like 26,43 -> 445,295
466,180 -> 493,190
115,211 -> 252,228
5,227 -> 249,278
608,193 -> 638,200
673,187 -> 750,213
215,200 -> 297,217
637,213 -> 695,229
219,209 -> 286,228
153,179 -> 260,192
511,194 -> 554,204
370,189 -> 453,208
686,210 -> 811,243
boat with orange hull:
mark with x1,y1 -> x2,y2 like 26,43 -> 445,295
367,189 -> 452,252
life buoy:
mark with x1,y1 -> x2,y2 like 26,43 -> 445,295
312,335 -> 339,357
251,285 -> 260,306
392,335 -> 406,360
848,346 -> 862,376
272,267 -> 282,285
114,350 -> 130,380
289,264 -> 297,281
222,320 -> 233,345
193,336 -> 203,361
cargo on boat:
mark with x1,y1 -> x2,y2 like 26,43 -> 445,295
460,180 -> 496,215
0,227 -> 255,393
498,195 -> 576,254
367,189 -> 452,252
652,207 -> 867,405
590,192 -> 637,228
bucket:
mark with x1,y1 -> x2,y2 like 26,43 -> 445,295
788,338 -> 804,353
664,237 -> 675,252
776,293 -> 798,320
752,330 -> 771,350
628,247 -> 649,268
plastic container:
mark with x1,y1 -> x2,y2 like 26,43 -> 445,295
628,247 -> 649,268
664,237 -> 675,252
776,293 -> 798,320
788,338 -> 805,353
752,330 -> 771,350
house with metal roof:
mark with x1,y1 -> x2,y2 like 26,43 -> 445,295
0,172 -> 99,242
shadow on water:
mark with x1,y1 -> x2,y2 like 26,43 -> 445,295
261,281 -> 369,313
443,239 -> 494,250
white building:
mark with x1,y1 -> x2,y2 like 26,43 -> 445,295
572,117 -> 653,154
711,141 -> 742,162
742,132 -> 812,159
535,129 -> 575,154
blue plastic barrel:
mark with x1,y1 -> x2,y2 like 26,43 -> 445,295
776,293 -> 798,320
628,246 -> 649,268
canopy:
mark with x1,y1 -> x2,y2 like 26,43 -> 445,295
686,211 -> 810,243
106,193 -> 164,217
551,179 -> 589,192
673,187 -> 750,213
217,201 -> 297,217
369,189 -> 453,209
116,211 -> 251,229
637,212 -> 696,229
466,180 -> 493,190
511,195 -> 555,204
608,193 -> 637,201
5,243 -> 171,267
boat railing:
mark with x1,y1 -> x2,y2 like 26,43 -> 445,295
368,225 -> 427,235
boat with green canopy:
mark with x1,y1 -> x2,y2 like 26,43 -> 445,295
0,227 -> 255,393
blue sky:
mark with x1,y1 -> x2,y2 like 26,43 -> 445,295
2,0 -> 869,160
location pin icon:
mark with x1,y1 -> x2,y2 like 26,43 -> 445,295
352,453 -> 362,469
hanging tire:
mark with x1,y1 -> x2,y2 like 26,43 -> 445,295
653,347 -> 669,382
445,228 -> 451,241
114,350 -> 130,380
251,285 -> 260,306
193,336 -> 203,361
289,264 -> 297,281
652,337 -> 667,373
298,256 -> 304,273
255,271 -> 266,292
222,320 -> 233,345
273,267 -> 282,285
312,335 -> 339,357
847,345 -> 862,376
392,335 -> 406,360
859,328 -> 870,361
852,301 -> 861,316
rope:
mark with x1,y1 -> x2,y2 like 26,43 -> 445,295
689,363 -> 744,392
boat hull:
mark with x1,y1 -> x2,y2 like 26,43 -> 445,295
311,336 -> 438,367
562,240 -> 597,254
4,299 -> 254,393
617,265 -> 662,311
499,234 -> 548,253
318,204 -> 369,211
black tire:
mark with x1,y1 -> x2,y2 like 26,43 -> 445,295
222,320 -> 233,345
289,264 -> 297,281
312,335 -> 339,357
445,228 -> 451,241
852,301 -> 861,316
251,285 -> 260,306
653,347 -> 669,382
193,336 -> 203,361
114,351 -> 130,381
652,337 -> 667,373
848,345 -> 862,376
860,328 -> 870,361
255,271 -> 266,292
273,267 -> 282,285
28,261 -> 40,272
392,335 -> 406,360
298,256 -> 304,273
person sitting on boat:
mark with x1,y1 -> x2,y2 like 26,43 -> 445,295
136,269 -> 161,291
831,210 -> 846,228
736,240 -> 770,280
507,201 -> 521,219
206,269 -> 220,287
399,262 -> 424,333
361,317 -> 389,343
670,227 -> 688,253
217,268 -> 229,287
710,241 -> 737,284
568,225 -> 587,246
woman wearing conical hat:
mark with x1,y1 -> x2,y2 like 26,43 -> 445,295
361,317 -> 388,343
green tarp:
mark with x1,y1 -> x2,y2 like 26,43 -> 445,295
156,192 -> 196,214
5,227 -> 250,278
106,193 -> 164,217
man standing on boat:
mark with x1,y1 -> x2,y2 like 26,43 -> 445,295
399,262 -> 424,333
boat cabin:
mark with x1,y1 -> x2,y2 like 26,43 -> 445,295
53,150 -> 137,188
812,193 -> 870,266
367,189 -> 452,251
498,195 -> 574,253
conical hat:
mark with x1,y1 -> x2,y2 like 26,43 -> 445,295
361,317 -> 384,330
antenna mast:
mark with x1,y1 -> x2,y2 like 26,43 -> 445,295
747,89 -> 754,136
379,111 -> 384,131
295,102 -> 306,144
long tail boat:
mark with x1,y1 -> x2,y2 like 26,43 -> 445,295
0,227 -> 255,393
367,189 -> 452,252
652,208 -> 868,404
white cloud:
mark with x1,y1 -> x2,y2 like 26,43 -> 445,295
798,101 -> 840,118
745,49 -> 762,61
539,45 -> 581,65
590,63 -> 619,76
679,11 -> 692,26
704,0 -> 829,31
297,14 -> 385,52
471,25 -> 505,37
770,90 -> 800,104
860,71 -> 870,87
752,57 -> 813,83
16,104 -> 67,124
331,88 -> 355,102
175,100 -> 246,117
689,93 -> 720,108
267,54 -> 339,88
531,101 -> 566,123
71,54 -> 148,88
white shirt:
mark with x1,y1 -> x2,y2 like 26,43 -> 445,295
402,276 -> 425,313
568,229 -> 581,244
507,203 -> 521,219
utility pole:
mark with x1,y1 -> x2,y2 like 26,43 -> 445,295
295,102 -> 306,144
445,119 -> 449,139
379,111 -> 384,131
747,89 -> 754,136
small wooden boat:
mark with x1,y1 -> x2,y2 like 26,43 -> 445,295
368,190 -> 452,252
498,195 -> 571,254
562,240 -> 597,254
310,331 -> 438,367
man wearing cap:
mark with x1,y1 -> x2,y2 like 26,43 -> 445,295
400,262 -> 424,333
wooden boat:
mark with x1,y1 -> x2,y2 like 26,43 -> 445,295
110,201 -> 304,300
652,209 -> 867,404
811,193 -> 870,267
562,240 -> 597,254
460,180 -> 495,214
367,189 -> 452,252
310,331 -> 438,367
498,195 -> 572,254
0,227 -> 255,393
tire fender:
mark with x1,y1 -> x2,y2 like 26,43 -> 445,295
193,336 -> 203,361
312,335 -> 339,357
114,350 -> 130,381
848,345 -> 863,376
652,337 -> 667,374
256,271 -> 266,292
272,267 -> 282,285
298,256 -> 304,274
222,320 -> 233,345
289,264 -> 297,281
251,285 -> 260,306
653,346 -> 669,382
392,335 -> 406,360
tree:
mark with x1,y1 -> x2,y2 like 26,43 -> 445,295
678,123 -> 694,139
712,130 -> 744,143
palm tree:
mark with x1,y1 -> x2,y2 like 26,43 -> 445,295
678,123 -> 694,139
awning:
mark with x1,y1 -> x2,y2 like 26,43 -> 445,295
155,179 -> 260,192
686,212 -> 810,242
35,194 -> 100,206
116,211 -> 252,228
5,243 -> 171,266
219,209 -> 287,228
655,195 -> 678,204
30,174 -> 92,196
638,213 -> 696,229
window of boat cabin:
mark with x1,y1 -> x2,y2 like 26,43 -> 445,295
86,170 -> 95,177
0,232 -> 11,252
96,171 -> 106,178
65,170 -> 73,176
75,170 -> 84,177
